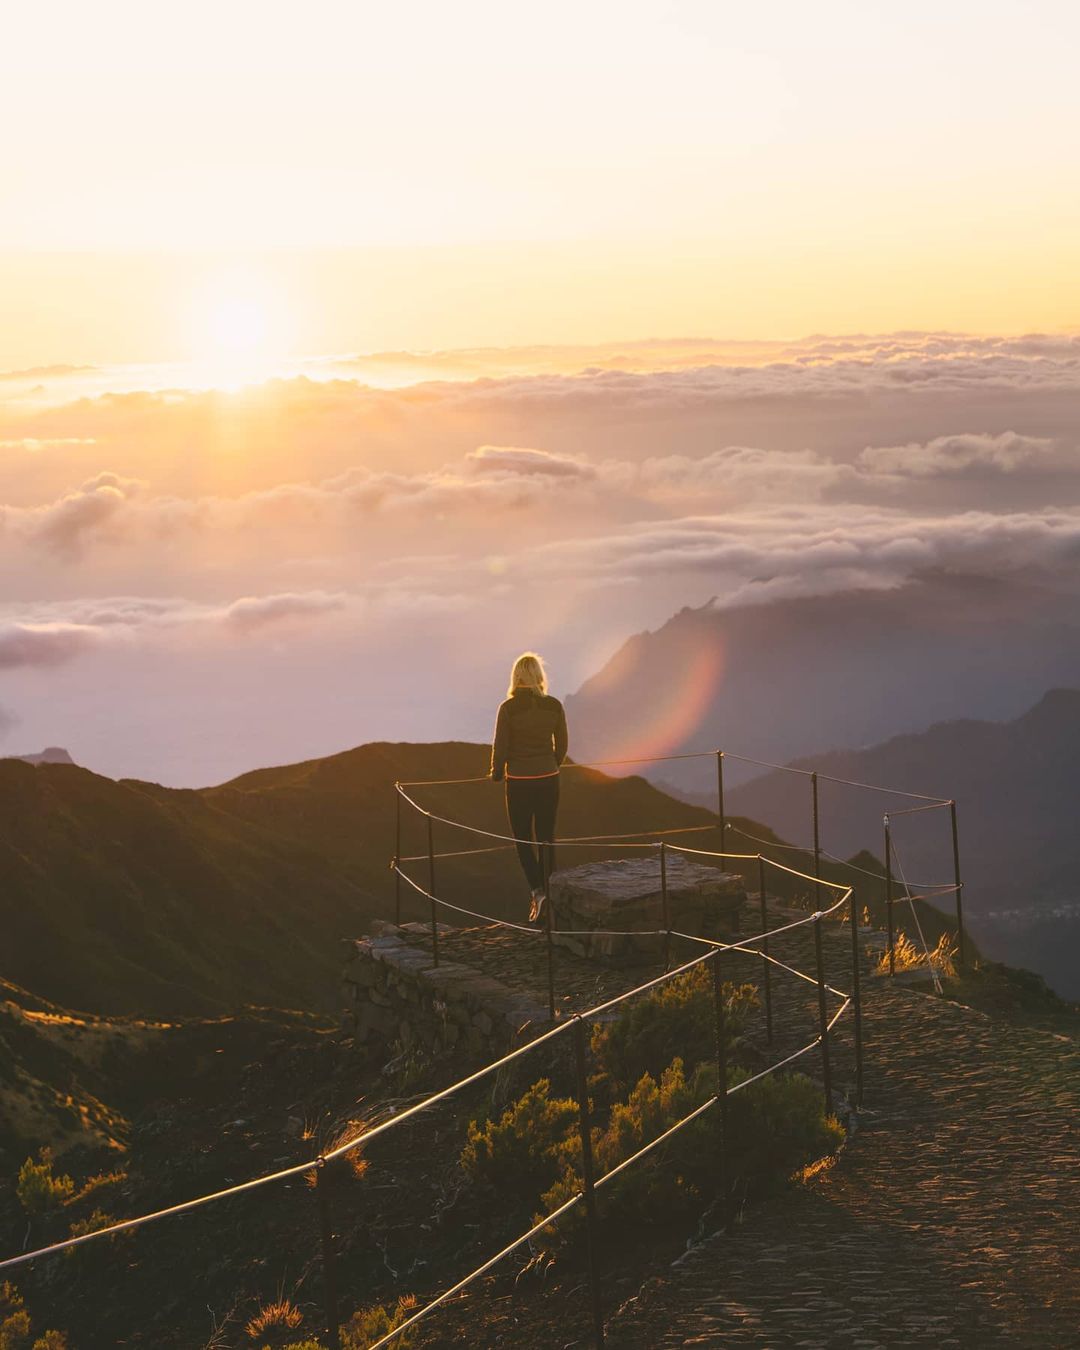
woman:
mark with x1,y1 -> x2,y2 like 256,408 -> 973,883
490,652 -> 569,922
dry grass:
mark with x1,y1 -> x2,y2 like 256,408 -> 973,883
244,1300 -> 302,1339
877,931 -> 958,980
794,1151 -> 838,1185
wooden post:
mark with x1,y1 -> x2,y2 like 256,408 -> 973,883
757,854 -> 773,1045
711,950 -> 729,1227
814,915 -> 833,1115
315,1165 -> 342,1350
543,850 -> 556,1021
427,814 -> 439,967
660,841 -> 670,971
394,784 -> 402,926
716,750 -> 726,853
849,889 -> 864,1107
884,816 -> 894,977
950,800 -> 966,967
811,771 -> 822,909
572,1018 -> 605,1348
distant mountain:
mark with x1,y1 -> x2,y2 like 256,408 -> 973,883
8,747 -> 75,766
726,690 -> 1080,999
0,742 -> 726,1018
565,571 -> 1080,796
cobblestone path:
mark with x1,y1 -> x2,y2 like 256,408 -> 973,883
607,967 -> 1080,1349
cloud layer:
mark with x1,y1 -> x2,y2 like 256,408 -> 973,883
3,328 -> 1079,781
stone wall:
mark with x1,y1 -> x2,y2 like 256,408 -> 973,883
341,920 -> 549,1058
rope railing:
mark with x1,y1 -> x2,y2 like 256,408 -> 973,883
0,895 -> 852,1333
0,744 -> 959,1349
393,744 -> 966,969
398,745 -> 952,805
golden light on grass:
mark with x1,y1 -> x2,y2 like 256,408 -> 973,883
877,931 -> 958,980
245,1299 -> 302,1339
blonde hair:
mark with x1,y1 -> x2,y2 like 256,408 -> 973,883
508,651 -> 548,697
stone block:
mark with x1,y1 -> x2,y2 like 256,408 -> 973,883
549,854 -> 746,965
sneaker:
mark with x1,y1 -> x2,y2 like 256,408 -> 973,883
529,888 -> 546,923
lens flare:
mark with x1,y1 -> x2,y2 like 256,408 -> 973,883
586,629 -> 726,767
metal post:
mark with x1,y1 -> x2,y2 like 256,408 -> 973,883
848,889 -> 864,1108
315,1164 -> 342,1350
660,841 -> 671,971
814,914 -> 833,1115
811,771 -> 822,908
884,816 -> 894,977
394,784 -> 402,926
427,814 -> 439,968
757,854 -> 773,1045
572,1018 -> 605,1348
543,850 -> 556,1021
711,950 -> 729,1226
716,750 -> 726,854
950,800 -> 966,967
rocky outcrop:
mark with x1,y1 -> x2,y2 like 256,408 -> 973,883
10,746 -> 75,766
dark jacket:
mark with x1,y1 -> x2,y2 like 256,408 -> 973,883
490,688 -> 569,781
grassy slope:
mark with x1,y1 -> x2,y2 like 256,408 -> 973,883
0,736 -> 964,1021
0,744 -> 727,1018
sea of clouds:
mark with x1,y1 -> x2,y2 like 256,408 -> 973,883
2,330 -> 1079,783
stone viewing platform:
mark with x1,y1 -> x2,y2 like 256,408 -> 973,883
550,853 -> 746,963
341,920 -> 549,1058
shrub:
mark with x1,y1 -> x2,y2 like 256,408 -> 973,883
545,1058 -> 702,1229
590,967 -> 756,1099
68,1209 -> 115,1243
246,1300 -> 302,1342
16,1152 -> 75,1219
725,1070 -> 845,1194
340,1295 -> 417,1348
0,1310 -> 31,1350
74,1169 -> 126,1203
32,1335 -> 70,1350
461,1079 -> 578,1217
542,1063 -> 845,1238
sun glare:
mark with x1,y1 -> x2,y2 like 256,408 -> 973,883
186,274 -> 289,389
210,296 -> 269,354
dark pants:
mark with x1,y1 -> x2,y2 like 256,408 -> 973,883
505,775 -> 560,891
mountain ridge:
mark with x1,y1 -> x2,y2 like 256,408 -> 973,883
726,688 -> 1080,998
565,571 -> 1080,792
0,742 -> 725,1018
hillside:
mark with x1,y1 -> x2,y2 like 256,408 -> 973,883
565,571 -> 1080,795
726,689 -> 1080,998
0,743 -> 723,1017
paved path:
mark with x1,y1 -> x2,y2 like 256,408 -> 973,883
607,974 -> 1080,1348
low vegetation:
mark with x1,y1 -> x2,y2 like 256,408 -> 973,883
460,964 -> 842,1256
0,1283 -> 71,1350
15,1150 -> 75,1218
876,931 -> 957,979
245,1296 -> 417,1350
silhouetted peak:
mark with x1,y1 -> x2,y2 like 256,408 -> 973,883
10,746 -> 76,766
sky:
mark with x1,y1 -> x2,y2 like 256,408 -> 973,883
3,0 -> 1080,364
2,2 -> 1079,783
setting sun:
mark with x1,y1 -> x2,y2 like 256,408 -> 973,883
185,274 -> 290,386
209,295 -> 269,356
